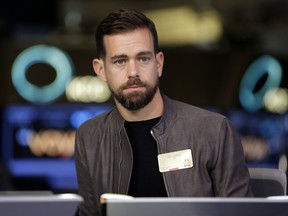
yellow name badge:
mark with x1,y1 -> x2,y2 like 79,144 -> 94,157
157,149 -> 193,173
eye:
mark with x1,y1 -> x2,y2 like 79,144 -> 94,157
114,59 -> 126,65
138,56 -> 150,63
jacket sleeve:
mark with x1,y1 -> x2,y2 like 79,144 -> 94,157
211,118 -> 253,197
74,129 -> 100,216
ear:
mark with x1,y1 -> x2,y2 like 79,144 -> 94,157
156,52 -> 164,78
92,58 -> 106,81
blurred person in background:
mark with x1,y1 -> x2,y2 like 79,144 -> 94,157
74,8 -> 253,216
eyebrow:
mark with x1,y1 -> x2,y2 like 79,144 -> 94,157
110,54 -> 128,61
137,51 -> 154,57
110,51 -> 153,61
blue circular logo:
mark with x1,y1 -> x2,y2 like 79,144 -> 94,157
11,45 -> 74,104
239,55 -> 282,112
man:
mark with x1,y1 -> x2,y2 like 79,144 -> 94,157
74,8 -> 253,216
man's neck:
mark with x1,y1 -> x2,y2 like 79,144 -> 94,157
115,90 -> 164,122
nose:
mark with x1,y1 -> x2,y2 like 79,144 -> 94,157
127,60 -> 139,78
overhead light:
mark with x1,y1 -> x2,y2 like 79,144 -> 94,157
66,75 -> 111,103
144,6 -> 223,46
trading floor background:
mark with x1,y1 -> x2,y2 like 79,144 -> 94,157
1,0 -> 288,193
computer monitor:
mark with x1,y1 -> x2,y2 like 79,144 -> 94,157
0,193 -> 82,216
103,197 -> 288,216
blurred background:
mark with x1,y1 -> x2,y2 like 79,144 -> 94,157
0,0 -> 288,193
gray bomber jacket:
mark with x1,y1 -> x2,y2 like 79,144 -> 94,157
75,95 -> 253,216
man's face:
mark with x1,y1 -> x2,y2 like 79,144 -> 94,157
101,28 -> 164,110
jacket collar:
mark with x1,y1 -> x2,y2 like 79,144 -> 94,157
152,94 -> 174,136
110,93 -> 175,135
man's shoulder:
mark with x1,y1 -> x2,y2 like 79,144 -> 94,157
167,96 -> 225,120
78,107 -> 119,131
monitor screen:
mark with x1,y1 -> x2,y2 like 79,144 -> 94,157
1,103 -> 112,191
226,109 -> 286,168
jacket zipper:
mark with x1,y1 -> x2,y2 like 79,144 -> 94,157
150,129 -> 170,197
117,129 -> 123,193
118,127 -> 133,194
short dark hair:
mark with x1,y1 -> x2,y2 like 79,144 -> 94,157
95,8 -> 159,58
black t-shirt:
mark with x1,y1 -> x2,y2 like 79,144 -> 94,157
125,117 -> 167,197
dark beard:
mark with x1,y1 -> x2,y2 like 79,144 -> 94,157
111,77 -> 159,111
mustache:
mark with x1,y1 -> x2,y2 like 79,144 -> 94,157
122,77 -> 145,89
